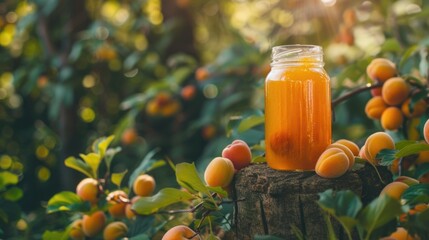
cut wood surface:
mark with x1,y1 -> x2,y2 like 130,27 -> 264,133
232,163 -> 392,239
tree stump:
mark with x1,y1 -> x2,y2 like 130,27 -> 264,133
232,163 -> 392,239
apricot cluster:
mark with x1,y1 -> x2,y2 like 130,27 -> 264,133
146,91 -> 182,117
315,139 -> 359,178
204,140 -> 252,188
364,58 -> 427,132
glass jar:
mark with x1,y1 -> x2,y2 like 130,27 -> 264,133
265,45 -> 331,170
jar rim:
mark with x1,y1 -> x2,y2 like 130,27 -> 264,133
271,44 -> 324,67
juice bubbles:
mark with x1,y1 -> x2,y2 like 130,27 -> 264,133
265,45 -> 331,170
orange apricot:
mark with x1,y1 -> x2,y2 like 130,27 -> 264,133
69,219 -> 84,240
315,148 -> 349,179
370,87 -> 382,97
162,225 -> 200,240
222,140 -> 252,170
359,144 -> 368,160
121,128 -> 138,145
82,211 -> 106,237
125,196 -> 140,219
103,221 -> 128,240
107,190 -> 128,219
382,77 -> 410,106
380,182 -> 409,200
335,139 -> 360,156
423,119 -> 429,144
133,174 -> 156,197
401,98 -> 427,118
326,143 -> 355,170
76,178 -> 99,204
202,124 -> 216,140
365,96 -> 388,119
195,67 -> 209,82
366,58 -> 397,83
181,85 -> 196,101
204,157 -> 235,187
381,107 -> 403,130
160,100 -> 181,117
388,227 -> 415,240
395,176 -> 419,186
364,132 -> 395,164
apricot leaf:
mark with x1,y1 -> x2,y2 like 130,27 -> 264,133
377,149 -> 397,166
111,170 -> 128,188
104,147 -> 122,170
64,157 -> 94,178
132,188 -> 193,215
237,115 -> 264,133
3,187 -> 23,202
42,230 -> 69,240
47,191 -> 90,213
395,143 -> 429,158
96,135 -> 115,158
79,153 -> 101,178
358,194 -> 402,238
176,163 -> 212,199
402,183 -> 429,205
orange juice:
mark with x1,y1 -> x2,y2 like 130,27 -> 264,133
265,45 -> 331,170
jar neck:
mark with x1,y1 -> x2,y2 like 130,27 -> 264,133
271,45 -> 324,68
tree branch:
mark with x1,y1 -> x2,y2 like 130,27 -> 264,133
331,82 -> 383,109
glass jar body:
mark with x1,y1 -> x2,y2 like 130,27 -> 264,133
265,45 -> 332,170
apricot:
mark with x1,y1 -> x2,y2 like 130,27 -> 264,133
401,98 -> 427,118
69,219 -> 84,240
204,157 -> 235,187
125,196 -> 140,219
366,58 -> 397,83
423,119 -> 429,144
335,139 -> 360,156
222,140 -> 252,170
381,107 -> 403,130
388,227 -> 415,240
326,143 -> 355,169
146,99 -> 159,116
202,124 -> 216,140
133,174 -> 156,197
181,85 -> 196,101
76,178 -> 99,204
103,221 -> 128,240
416,148 -> 429,164
195,67 -> 209,82
380,181 -> 409,200
162,225 -> 200,240
365,96 -> 387,119
395,176 -> 419,186
121,128 -> 138,145
382,77 -> 410,106
364,132 -> 395,164
359,145 -> 368,160
370,87 -> 382,97
107,190 -> 128,219
315,148 -> 349,179
82,211 -> 106,237
160,100 -> 181,117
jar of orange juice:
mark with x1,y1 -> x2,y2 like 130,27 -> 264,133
265,45 -> 331,170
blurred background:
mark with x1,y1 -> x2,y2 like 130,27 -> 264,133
1,0 -> 429,238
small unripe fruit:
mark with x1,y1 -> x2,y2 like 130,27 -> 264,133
162,225 -> 200,240
315,148 -> 349,179
82,211 -> 106,237
133,174 -> 156,197
103,221 -> 128,240
76,178 -> 99,204
222,140 -> 252,170
204,157 -> 235,187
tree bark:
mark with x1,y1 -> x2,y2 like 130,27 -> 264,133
233,163 -> 392,239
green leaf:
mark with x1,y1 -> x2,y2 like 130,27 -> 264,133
132,188 -> 193,215
237,115 -> 265,133
111,170 -> 128,188
381,38 -> 402,53
252,155 -> 267,163
46,191 -> 90,213
378,149 -> 398,166
318,189 -> 362,235
176,163 -> 213,201
402,183 -> 429,205
395,143 -> 429,158
105,147 -> 122,170
79,153 -> 101,178
415,163 -> 429,179
0,171 -> 19,189
395,140 -> 418,150
42,229 -> 69,240
399,45 -> 419,69
254,235 -> 285,240
128,149 -> 165,191
358,194 -> 403,238
64,157 -> 94,178
2,187 -> 23,202
0,209 -> 8,223
96,135 -> 115,159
